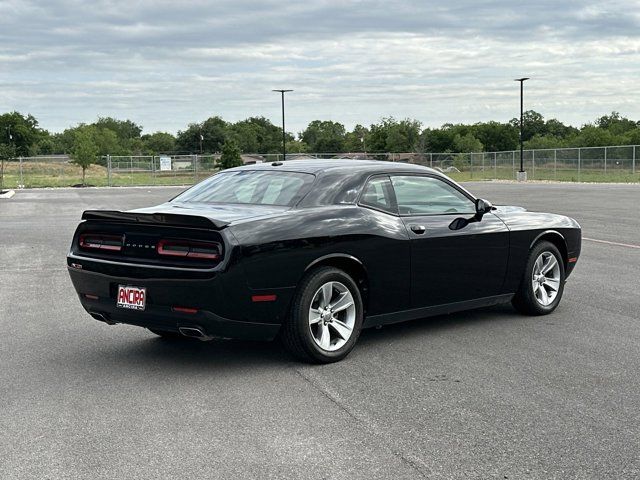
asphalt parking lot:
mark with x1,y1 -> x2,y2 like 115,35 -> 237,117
1,182 -> 639,479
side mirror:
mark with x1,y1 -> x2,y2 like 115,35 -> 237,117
475,198 -> 493,215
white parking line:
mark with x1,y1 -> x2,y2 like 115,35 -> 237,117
583,237 -> 640,249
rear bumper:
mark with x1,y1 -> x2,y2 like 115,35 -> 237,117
80,294 -> 281,340
67,259 -> 293,341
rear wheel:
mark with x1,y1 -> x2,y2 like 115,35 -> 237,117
512,241 -> 565,315
148,328 -> 185,340
281,267 -> 363,363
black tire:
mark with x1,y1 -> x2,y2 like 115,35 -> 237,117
512,240 -> 565,316
280,267 -> 364,363
148,328 -> 185,340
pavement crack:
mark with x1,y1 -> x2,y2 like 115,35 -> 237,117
295,366 -> 429,478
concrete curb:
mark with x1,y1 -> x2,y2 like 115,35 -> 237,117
0,189 -> 16,199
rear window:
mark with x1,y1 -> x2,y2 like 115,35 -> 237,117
173,170 -> 315,206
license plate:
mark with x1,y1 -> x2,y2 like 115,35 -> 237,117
117,285 -> 146,311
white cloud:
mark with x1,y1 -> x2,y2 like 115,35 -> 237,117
0,0 -> 638,133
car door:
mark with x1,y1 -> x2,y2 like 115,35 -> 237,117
389,174 -> 509,308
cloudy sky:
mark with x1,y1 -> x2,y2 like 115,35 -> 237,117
1,0 -> 639,135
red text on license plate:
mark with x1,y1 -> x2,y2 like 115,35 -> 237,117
117,285 -> 146,311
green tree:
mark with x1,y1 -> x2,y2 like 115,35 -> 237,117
595,112 -> 637,135
218,139 -> 242,169
230,117 -> 284,153
51,129 -> 76,154
525,134 -> 568,150
575,125 -> 620,147
285,140 -> 310,153
56,124 -> 122,160
0,143 -> 16,191
368,117 -> 422,152
422,127 -> 455,152
510,110 -> 546,141
142,132 -> 176,154
177,116 -> 229,153
452,132 -> 483,153
35,134 -> 56,155
301,120 -> 346,152
94,117 -> 142,141
545,118 -> 578,138
623,128 -> 640,145
344,124 -> 369,152
71,127 -> 99,185
91,127 -> 121,157
0,112 -> 44,156
471,121 -> 518,152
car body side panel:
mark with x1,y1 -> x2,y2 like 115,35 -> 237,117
401,212 -> 510,307
492,210 -> 582,292
228,205 -> 411,316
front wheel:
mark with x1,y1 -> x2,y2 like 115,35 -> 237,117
280,267 -> 364,363
512,241 -> 565,315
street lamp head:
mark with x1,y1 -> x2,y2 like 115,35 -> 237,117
514,77 -> 530,82
272,89 -> 293,93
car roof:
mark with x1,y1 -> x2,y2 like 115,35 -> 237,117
231,158 -> 440,175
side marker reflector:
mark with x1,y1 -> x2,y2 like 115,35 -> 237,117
84,294 -> 99,300
172,306 -> 199,314
568,257 -> 578,263
252,294 -> 277,302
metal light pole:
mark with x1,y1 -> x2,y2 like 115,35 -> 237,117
273,89 -> 293,161
514,77 -> 529,181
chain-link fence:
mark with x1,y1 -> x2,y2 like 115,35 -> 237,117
439,145 -> 638,182
2,146 -> 638,188
105,154 -> 220,186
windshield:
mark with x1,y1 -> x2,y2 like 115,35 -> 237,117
172,170 -> 315,206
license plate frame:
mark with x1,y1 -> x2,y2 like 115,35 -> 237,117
116,285 -> 147,311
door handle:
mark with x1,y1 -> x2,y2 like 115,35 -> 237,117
409,224 -> 426,234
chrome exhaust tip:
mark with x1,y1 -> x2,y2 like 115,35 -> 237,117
89,312 -> 116,325
178,326 -> 213,341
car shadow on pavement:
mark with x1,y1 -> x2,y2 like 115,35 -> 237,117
79,303 -> 521,371
113,334 -> 292,371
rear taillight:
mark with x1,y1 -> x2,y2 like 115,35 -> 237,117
79,234 -> 123,252
157,239 -> 221,261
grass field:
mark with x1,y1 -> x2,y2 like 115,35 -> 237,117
0,161 -> 216,188
1,160 -> 639,188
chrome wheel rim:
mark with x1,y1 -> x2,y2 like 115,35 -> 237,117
532,251 -> 561,306
308,281 -> 356,352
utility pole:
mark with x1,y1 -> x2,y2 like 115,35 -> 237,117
514,77 -> 529,181
272,89 -> 293,161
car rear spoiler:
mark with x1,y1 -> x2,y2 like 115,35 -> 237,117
81,210 -> 229,229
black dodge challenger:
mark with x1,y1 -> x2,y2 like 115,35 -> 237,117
67,160 -> 581,363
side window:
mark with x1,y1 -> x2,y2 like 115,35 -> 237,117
390,175 -> 475,215
360,177 -> 396,214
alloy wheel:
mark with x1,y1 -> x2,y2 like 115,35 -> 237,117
531,251 -> 561,306
308,281 -> 356,351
